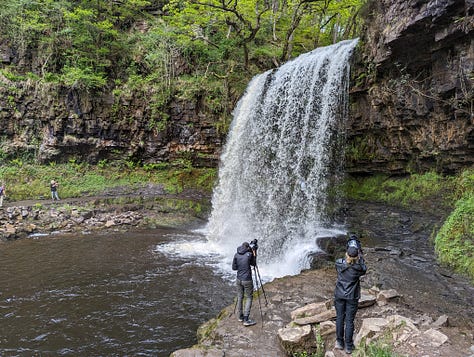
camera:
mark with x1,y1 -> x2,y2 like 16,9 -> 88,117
347,234 -> 363,253
249,239 -> 258,251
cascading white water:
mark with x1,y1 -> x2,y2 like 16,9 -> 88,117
206,39 -> 358,279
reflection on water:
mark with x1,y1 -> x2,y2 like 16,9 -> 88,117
0,228 -> 232,356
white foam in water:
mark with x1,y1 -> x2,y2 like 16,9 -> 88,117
158,40 -> 358,281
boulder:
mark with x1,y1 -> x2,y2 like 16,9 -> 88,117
291,300 -> 332,320
354,317 -> 389,346
278,324 -> 315,355
358,293 -> 376,308
318,321 -> 336,337
293,308 -> 337,325
423,328 -> 448,347
377,289 -> 400,305
355,315 -> 420,347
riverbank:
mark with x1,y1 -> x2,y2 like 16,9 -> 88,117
171,200 -> 474,357
0,184 -> 211,240
1,187 -> 473,356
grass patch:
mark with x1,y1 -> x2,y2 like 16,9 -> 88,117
344,169 -> 474,282
354,340 -> 405,357
435,193 -> 474,281
0,162 -> 217,201
342,171 -> 453,207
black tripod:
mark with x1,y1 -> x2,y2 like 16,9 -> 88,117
251,257 -> 269,326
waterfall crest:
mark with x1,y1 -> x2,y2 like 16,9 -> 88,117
206,39 -> 358,278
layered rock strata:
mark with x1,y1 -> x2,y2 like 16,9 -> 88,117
348,0 -> 474,175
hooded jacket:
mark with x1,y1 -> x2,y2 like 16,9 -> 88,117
334,256 -> 367,300
232,243 -> 256,281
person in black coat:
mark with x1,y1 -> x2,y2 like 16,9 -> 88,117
232,242 -> 257,326
334,238 -> 367,354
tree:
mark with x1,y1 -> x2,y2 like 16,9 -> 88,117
164,0 -> 363,70
279,0 -> 363,62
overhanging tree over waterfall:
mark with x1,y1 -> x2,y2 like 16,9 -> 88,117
164,0 -> 364,69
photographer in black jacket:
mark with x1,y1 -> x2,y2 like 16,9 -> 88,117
232,241 -> 257,326
334,235 -> 367,354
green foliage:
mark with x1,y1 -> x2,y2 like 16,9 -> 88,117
292,352 -> 320,357
143,162 -> 170,171
346,136 -> 377,162
345,169 -> 474,282
435,192 -> 474,281
0,0 -> 366,142
343,171 -> 448,207
290,326 -> 325,357
98,159 -> 108,169
0,162 -> 217,201
0,68 -> 27,82
354,340 -> 404,357
61,65 -> 107,90
164,0 -> 364,69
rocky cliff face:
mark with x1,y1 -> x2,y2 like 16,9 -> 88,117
0,75 -> 224,167
1,0 -> 472,175
348,0 -> 474,175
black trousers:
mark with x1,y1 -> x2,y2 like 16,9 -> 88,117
334,297 -> 358,349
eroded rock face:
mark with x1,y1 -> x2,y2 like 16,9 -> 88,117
348,0 -> 474,175
0,77 -> 223,167
1,1 -> 472,173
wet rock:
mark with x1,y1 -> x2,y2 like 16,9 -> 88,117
316,235 -> 347,256
416,314 -> 434,326
349,0 -> 474,175
21,209 -> 29,219
309,251 -> 333,269
72,216 -> 85,224
3,223 -> 17,239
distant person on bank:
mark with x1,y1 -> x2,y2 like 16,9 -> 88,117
0,183 -> 5,207
50,180 -> 60,201
232,241 -> 257,326
334,236 -> 367,354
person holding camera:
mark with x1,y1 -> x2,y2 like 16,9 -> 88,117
334,235 -> 367,354
232,240 -> 257,326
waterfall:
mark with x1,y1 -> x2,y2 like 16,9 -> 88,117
206,39 -> 359,279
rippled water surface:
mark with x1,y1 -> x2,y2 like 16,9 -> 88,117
0,228 -> 233,356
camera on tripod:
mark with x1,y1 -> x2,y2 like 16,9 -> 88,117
249,239 -> 258,251
347,234 -> 362,254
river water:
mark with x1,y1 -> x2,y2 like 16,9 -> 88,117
0,228 -> 233,356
